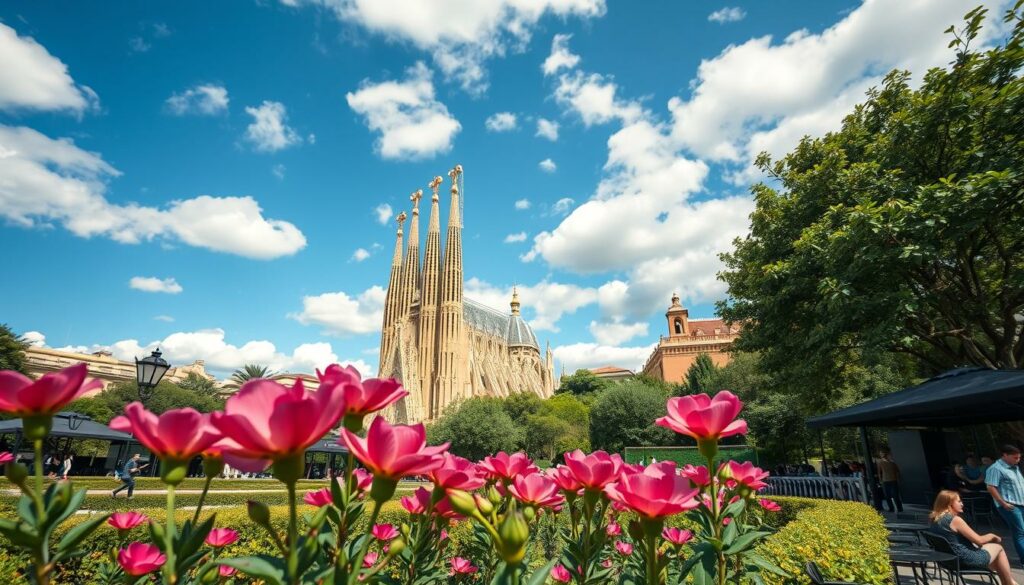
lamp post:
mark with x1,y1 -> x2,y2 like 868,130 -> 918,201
136,348 -> 171,402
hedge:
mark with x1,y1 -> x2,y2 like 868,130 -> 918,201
622,446 -> 758,468
0,496 -> 888,584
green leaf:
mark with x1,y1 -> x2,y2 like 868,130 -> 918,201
723,530 -> 772,554
57,512 -> 110,552
526,558 -> 559,585
220,556 -> 287,585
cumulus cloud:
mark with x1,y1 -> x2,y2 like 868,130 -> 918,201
244,101 -> 302,152
550,197 -> 574,216
346,62 -> 461,159
375,203 -> 393,224
465,277 -> 597,332
129,276 -> 183,294
514,199 -> 531,210
485,112 -> 517,132
154,315 -> 175,323
285,0 -> 605,94
708,7 -> 746,23
290,285 -> 386,337
351,247 -> 371,262
0,124 -> 306,259
23,331 -> 46,347
543,33 -> 581,76
588,320 -> 648,346
536,118 -> 559,141
554,71 -> 643,127
504,232 -> 527,243
538,158 -> 557,173
165,84 -> 229,115
0,23 -> 97,113
553,342 -> 654,373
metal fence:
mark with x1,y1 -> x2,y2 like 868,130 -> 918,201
762,476 -> 868,503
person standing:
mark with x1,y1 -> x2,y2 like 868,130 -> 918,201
112,453 -> 141,499
877,451 -> 904,513
986,444 -> 1024,567
60,453 -> 73,481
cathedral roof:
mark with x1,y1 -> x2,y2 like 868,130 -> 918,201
463,297 -> 540,350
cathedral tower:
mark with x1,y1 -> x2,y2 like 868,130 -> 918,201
418,177 -> 443,416
399,190 -> 422,319
378,212 -> 406,368
433,165 -> 464,416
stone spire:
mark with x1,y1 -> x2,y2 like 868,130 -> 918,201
433,165 -> 464,416
418,176 -> 443,415
510,286 -> 521,316
399,190 -> 422,317
378,212 -> 407,372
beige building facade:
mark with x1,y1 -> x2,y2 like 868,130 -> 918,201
641,293 -> 740,384
378,166 -> 555,423
24,346 -> 214,394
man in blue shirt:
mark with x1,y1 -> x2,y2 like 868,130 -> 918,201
112,453 -> 142,499
986,444 -> 1024,566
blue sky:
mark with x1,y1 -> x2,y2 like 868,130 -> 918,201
0,0 -> 1007,379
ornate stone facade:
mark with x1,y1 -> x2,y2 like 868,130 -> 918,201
378,166 -> 556,422
23,346 -> 214,394
641,293 -> 740,383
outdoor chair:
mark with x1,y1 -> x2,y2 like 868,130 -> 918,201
921,531 -> 998,585
963,496 -> 997,528
805,562 -> 866,585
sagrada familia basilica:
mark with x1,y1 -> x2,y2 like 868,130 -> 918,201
378,166 -> 556,423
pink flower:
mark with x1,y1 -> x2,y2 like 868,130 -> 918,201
304,488 -> 333,507
118,542 -> 166,576
601,559 -> 613,569
430,453 -> 485,491
679,464 -> 711,487
341,417 -> 447,481
564,450 -> 624,491
549,465 -> 583,494
656,392 -> 747,441
604,461 -> 700,519
478,451 -> 538,482
440,529 -> 449,542
0,452 -> 12,465
551,565 -> 573,583
352,468 -> 373,492
508,473 -> 564,509
662,527 -> 693,546
450,557 -> 478,575
219,565 -> 236,577
723,517 -> 732,526
110,403 -> 221,461
606,522 -> 622,536
211,377 -> 348,467
724,461 -> 769,491
610,501 -> 629,513
615,541 -> 633,556
205,528 -> 239,548
0,363 -> 101,417
316,365 -> 408,417
108,512 -> 147,532
363,551 -> 379,568
372,524 -> 400,541
401,486 -> 460,518
758,499 -> 781,512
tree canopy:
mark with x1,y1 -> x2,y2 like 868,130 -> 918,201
555,369 -> 608,396
684,354 -> 719,395
427,397 -> 523,461
0,324 -> 29,375
589,381 -> 674,454
719,7 -> 1024,406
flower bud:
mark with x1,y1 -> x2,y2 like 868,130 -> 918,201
388,538 -> 406,556
497,510 -> 530,564
487,485 -> 503,505
474,493 -> 494,515
202,456 -> 225,479
5,462 -> 28,487
447,489 -> 479,517
247,500 -> 272,529
522,505 -> 536,523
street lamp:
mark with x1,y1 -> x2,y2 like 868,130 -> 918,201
136,348 -> 171,401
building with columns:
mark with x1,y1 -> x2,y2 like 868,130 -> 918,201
378,166 -> 556,422
23,346 -> 214,394
641,293 -> 741,384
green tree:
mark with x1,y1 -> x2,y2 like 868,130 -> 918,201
501,391 -> 543,425
427,397 -> 523,461
176,372 -> 222,399
589,381 -> 674,454
229,364 -> 276,387
93,380 -> 224,416
556,369 -> 607,396
0,323 -> 29,374
718,7 -> 1024,407
684,353 -> 719,395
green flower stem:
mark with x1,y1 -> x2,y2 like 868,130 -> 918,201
348,498 -> 383,585
165,484 -> 177,585
706,453 -> 726,585
287,481 -> 298,583
191,474 -> 214,525
32,438 -> 50,585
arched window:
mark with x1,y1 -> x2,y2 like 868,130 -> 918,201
674,318 -> 683,335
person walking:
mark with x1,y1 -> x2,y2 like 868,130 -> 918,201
59,453 -> 73,481
986,444 -> 1024,567
877,451 -> 904,513
112,453 -> 142,499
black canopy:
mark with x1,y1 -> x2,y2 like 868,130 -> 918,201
0,412 -> 134,442
807,368 -> 1024,429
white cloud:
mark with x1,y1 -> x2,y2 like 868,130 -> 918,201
165,84 -> 229,116
708,7 -> 746,24
536,118 -> 559,141
543,33 -> 580,76
289,0 -> 605,94
346,62 -> 461,159
504,232 -> 526,243
514,199 -> 531,210
465,277 -> 597,332
272,163 -> 286,179
550,197 -> 574,216
129,37 -> 151,53
351,247 -> 371,262
553,342 -> 654,373
154,315 -> 175,323
291,285 -> 387,336
0,23 -> 97,113
554,71 -> 643,127
0,125 -> 306,259
588,320 -> 648,346
244,101 -> 302,152
539,158 -> 557,173
375,203 -> 393,224
23,331 -> 46,347
485,112 -> 517,132
670,0 -> 1006,163
129,276 -> 183,294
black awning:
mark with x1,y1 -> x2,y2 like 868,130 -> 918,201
807,368 -> 1024,429
0,412 -> 135,442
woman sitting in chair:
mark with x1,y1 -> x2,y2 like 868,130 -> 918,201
930,489 -> 1017,585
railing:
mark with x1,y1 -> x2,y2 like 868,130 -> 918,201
762,476 -> 868,503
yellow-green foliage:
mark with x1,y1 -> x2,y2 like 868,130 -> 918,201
758,498 -> 889,584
